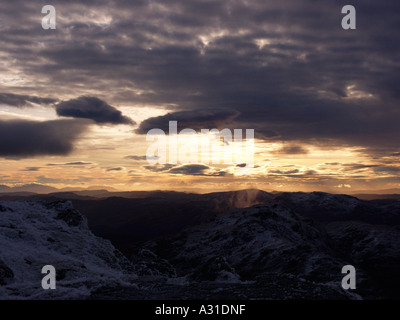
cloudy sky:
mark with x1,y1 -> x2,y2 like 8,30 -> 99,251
0,0 -> 399,193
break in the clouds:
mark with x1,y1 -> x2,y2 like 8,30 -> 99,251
56,97 -> 134,125
0,119 -> 89,157
0,92 -> 57,107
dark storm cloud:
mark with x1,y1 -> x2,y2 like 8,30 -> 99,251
0,119 -> 89,157
0,93 -> 57,107
136,109 -> 239,134
1,0 -> 400,156
55,97 -> 134,125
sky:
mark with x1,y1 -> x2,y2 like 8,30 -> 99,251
0,0 -> 400,193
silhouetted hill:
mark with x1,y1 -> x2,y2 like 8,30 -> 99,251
353,194 -> 400,200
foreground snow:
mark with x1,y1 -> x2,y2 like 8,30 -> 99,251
0,201 -> 136,299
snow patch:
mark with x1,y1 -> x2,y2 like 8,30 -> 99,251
0,201 -> 137,299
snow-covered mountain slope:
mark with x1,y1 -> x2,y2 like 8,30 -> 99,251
1,194 -> 399,300
272,191 -> 400,224
325,221 -> 400,298
145,201 -> 400,299
148,203 -> 348,280
0,201 -> 136,299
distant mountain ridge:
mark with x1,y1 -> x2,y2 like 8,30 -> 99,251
2,184 -> 400,201
1,189 -> 400,244
0,184 -> 117,194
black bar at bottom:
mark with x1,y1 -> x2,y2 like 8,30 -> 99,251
0,300 -> 391,319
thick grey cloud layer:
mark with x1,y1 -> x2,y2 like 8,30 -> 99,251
56,97 -> 134,125
0,119 -> 89,157
0,0 -> 399,156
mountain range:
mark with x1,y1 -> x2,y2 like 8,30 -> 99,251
0,189 -> 399,299
2,183 -> 400,199
0,184 -> 117,194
